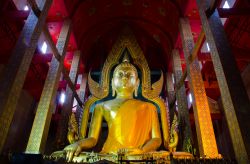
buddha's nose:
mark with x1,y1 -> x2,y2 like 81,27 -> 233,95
122,76 -> 128,80
122,76 -> 128,82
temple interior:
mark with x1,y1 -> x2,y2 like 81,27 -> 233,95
0,0 -> 250,163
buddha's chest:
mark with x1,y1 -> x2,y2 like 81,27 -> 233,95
103,102 -> 146,125
103,104 -> 122,122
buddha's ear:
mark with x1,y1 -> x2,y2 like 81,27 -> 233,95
134,79 -> 140,97
111,78 -> 116,97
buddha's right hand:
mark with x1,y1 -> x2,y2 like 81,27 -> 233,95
64,142 -> 82,162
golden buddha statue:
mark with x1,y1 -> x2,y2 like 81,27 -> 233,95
51,30 -> 192,163
63,57 -> 162,161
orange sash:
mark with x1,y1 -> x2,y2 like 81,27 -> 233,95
101,99 -> 154,154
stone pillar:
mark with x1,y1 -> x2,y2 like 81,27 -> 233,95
56,51 -> 81,146
0,0 -> 52,152
179,18 -> 219,158
3,91 -> 35,152
76,73 -> 87,123
166,73 -> 175,124
25,20 -> 71,154
172,49 -> 192,152
197,1 -> 250,162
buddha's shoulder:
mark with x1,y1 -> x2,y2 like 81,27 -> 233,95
95,99 -> 119,110
99,99 -> 117,106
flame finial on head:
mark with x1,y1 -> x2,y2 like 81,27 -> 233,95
114,50 -> 137,77
122,50 -> 130,63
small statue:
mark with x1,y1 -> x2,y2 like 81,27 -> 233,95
67,113 -> 79,144
62,57 -> 162,162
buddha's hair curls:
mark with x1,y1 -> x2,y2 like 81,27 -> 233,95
113,61 -> 138,77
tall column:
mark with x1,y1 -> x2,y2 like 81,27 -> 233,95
56,51 -> 81,146
0,0 -> 52,152
25,20 -> 71,153
179,18 -> 218,158
172,49 -> 192,152
76,73 -> 87,123
197,1 -> 250,162
166,73 -> 175,124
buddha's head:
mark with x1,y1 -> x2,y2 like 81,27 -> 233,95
112,55 -> 140,98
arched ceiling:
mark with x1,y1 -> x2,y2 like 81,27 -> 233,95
61,0 -> 191,72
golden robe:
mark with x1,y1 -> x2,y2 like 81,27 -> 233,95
101,99 -> 158,154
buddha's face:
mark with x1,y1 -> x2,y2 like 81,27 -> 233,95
112,65 -> 139,97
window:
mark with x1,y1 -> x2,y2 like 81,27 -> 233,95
223,1 -> 230,9
23,5 -> 29,11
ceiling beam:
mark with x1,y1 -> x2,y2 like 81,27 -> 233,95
218,8 -> 250,17
198,47 -> 250,62
3,10 -> 29,20
3,10 -> 65,22
169,0 -> 183,17
32,53 -> 53,64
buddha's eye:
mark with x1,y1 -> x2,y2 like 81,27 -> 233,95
128,72 -> 135,78
130,74 -> 135,77
119,72 -> 123,77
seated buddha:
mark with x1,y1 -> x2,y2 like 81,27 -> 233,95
63,57 -> 162,162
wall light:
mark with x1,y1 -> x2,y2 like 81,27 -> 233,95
206,42 -> 210,52
172,73 -> 175,84
188,93 -> 193,103
41,41 -> 47,54
60,92 -> 66,104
